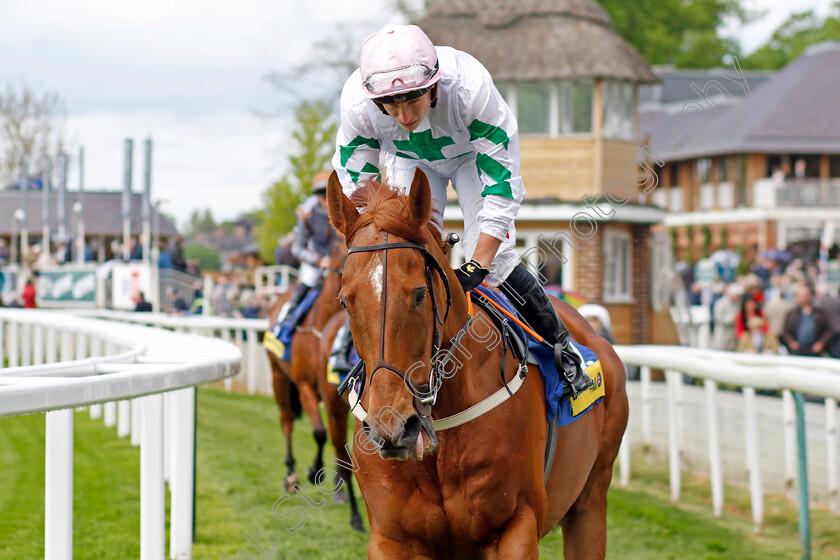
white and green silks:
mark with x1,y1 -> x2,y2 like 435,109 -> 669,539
332,46 -> 525,285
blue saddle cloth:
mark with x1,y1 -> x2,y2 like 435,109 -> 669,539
472,286 -> 603,427
269,289 -> 321,361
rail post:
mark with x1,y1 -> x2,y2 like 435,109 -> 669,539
793,391 -> 811,560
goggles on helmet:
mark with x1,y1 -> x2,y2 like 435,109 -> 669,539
362,62 -> 439,98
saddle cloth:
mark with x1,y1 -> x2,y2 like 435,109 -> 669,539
472,286 -> 605,427
263,289 -> 321,361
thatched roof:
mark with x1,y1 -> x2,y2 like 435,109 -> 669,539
421,0 -> 657,84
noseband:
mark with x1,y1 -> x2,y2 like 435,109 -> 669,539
345,232 -> 452,415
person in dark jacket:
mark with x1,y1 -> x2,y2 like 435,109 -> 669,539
134,292 -> 153,312
780,284 -> 835,356
170,236 -> 187,272
277,170 -> 336,327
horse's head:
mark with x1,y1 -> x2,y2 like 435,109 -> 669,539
327,170 -> 453,461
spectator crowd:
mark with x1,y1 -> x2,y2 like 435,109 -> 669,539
694,253 -> 840,359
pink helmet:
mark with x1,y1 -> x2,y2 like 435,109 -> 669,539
359,24 -> 441,100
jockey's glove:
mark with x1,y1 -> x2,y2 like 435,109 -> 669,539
454,259 -> 488,292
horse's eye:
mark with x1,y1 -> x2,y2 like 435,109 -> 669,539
413,287 -> 427,307
338,295 -> 348,310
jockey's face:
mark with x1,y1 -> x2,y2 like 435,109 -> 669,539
379,90 -> 433,131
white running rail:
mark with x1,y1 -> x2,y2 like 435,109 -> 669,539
0,308 -> 241,560
615,345 -> 840,530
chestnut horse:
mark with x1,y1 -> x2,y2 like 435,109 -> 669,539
266,240 -> 364,531
326,170 -> 628,559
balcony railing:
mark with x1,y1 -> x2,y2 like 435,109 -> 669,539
754,178 -> 840,209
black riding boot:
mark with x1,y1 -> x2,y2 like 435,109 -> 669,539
280,283 -> 309,327
499,265 -> 594,399
329,317 -> 355,373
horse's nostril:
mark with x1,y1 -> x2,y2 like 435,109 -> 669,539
398,415 -> 422,445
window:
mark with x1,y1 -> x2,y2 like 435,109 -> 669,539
697,158 -> 711,184
602,80 -> 635,140
831,155 -> 840,178
538,237 -> 565,287
669,162 -> 680,187
735,155 -> 747,206
604,231 -> 632,302
790,154 -> 821,178
572,80 -> 593,133
516,83 -> 550,134
766,154 -> 782,178
508,80 -> 593,137
716,156 -> 729,182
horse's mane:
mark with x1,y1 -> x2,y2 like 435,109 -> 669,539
345,179 -> 446,252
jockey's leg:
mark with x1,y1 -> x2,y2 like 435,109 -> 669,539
279,282 -> 308,324
329,315 -> 355,373
499,265 -> 594,398
282,261 -> 322,327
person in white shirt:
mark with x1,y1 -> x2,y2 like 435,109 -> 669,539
331,24 -> 593,396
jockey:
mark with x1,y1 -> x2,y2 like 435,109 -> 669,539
279,170 -> 336,328
331,24 -> 594,397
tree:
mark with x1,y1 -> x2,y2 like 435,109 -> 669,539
183,244 -> 221,272
257,101 -> 337,263
0,84 -> 65,189
595,0 -> 751,68
741,2 -> 840,70
186,209 -> 217,236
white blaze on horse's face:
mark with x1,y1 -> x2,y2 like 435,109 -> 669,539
369,255 -> 383,302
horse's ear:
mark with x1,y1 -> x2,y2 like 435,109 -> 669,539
327,171 -> 359,238
407,169 -> 432,228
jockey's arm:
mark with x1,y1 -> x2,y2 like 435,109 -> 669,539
291,205 -> 319,267
332,73 -> 383,197
471,233 -> 503,270
461,59 -> 524,273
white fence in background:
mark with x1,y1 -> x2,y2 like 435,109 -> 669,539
615,345 -> 840,531
0,309 -> 240,560
254,265 -> 298,300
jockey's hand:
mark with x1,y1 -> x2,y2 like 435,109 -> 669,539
319,256 -> 330,268
454,259 -> 488,292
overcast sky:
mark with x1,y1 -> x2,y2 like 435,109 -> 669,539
1,0 -> 835,229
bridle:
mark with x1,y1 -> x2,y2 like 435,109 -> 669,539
343,231 -> 456,416
340,230 -> 531,432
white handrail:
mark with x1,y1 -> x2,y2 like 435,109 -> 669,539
618,345 -> 840,399
614,344 -> 840,528
1,308 -> 241,560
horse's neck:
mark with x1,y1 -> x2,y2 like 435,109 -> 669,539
435,305 -> 512,418
432,280 -> 505,416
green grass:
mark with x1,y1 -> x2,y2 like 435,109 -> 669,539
1,387 -> 838,559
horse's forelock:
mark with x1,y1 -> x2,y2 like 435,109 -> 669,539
345,179 -> 445,252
